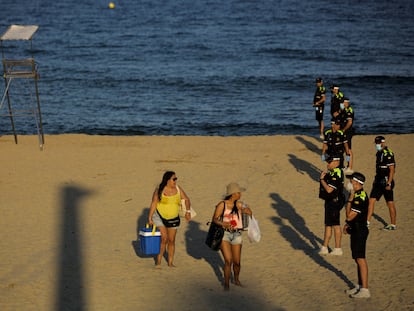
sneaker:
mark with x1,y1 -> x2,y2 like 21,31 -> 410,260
330,248 -> 343,256
350,288 -> 370,299
345,285 -> 360,295
383,224 -> 396,231
318,246 -> 329,255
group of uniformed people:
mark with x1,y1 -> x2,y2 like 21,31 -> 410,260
313,77 -> 397,299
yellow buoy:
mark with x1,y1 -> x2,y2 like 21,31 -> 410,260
108,2 -> 115,9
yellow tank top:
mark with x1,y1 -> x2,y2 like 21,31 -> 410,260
156,189 -> 180,219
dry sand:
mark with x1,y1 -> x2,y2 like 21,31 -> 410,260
0,134 -> 413,311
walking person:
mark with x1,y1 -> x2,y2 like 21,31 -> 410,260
318,155 -> 345,256
313,77 -> 326,139
367,136 -> 397,230
343,172 -> 370,298
210,183 -> 252,290
148,171 -> 191,268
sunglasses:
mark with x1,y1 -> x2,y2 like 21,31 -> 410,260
172,177 -> 178,181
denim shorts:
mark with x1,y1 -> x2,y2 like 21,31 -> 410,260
151,211 -> 179,229
222,230 -> 243,245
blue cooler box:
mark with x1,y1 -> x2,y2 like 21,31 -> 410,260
139,226 -> 161,255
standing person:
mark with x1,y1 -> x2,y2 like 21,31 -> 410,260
321,118 -> 352,169
313,77 -> 327,139
330,85 -> 344,118
367,136 -> 397,230
210,183 -> 252,290
339,98 -> 354,150
318,155 -> 345,256
343,172 -> 370,298
148,171 -> 191,267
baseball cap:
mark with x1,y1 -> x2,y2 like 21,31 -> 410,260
315,77 -> 322,83
375,136 -> 385,143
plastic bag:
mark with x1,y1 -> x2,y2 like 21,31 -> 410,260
247,216 -> 261,243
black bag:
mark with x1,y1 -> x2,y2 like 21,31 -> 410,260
205,221 -> 224,251
157,211 -> 181,227
205,202 -> 225,251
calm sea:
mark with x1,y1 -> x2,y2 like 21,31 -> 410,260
1,0 -> 413,136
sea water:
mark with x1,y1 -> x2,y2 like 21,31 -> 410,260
1,0 -> 413,136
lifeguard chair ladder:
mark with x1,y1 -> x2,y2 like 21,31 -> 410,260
0,25 -> 44,150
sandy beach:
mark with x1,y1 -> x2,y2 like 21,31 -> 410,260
0,133 -> 413,311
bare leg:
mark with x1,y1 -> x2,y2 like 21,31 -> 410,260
386,201 -> 397,225
220,241 -> 233,290
367,198 -> 377,223
167,228 -> 177,267
156,226 -> 168,266
333,225 -> 342,248
322,226 -> 332,248
356,258 -> 368,289
231,244 -> 242,286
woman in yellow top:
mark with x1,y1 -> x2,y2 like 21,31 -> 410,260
148,171 -> 191,267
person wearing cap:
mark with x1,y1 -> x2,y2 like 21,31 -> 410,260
330,85 -> 344,118
318,155 -> 345,256
313,77 -> 326,139
321,117 -> 352,169
210,182 -> 253,290
367,136 -> 397,230
343,172 -> 370,298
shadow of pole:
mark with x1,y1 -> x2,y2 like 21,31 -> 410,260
269,193 -> 353,288
55,185 -> 94,311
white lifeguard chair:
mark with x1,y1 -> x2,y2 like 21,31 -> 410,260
0,25 -> 44,149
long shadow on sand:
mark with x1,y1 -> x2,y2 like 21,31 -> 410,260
295,135 -> 322,156
185,221 -> 224,284
55,184 -> 94,311
288,153 -> 321,182
270,193 -> 353,288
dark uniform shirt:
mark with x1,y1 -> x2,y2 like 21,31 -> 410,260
349,189 -> 369,227
314,86 -> 326,106
375,147 -> 396,178
319,167 -> 344,202
323,129 -> 348,159
331,91 -> 344,116
339,106 -> 354,131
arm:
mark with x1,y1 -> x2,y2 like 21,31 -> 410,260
313,94 -> 326,107
148,188 -> 159,225
343,118 -> 353,132
386,164 -> 395,188
320,171 -> 335,194
212,201 -> 231,230
178,186 -> 192,221
343,209 -> 358,234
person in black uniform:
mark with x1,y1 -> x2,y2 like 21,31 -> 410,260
313,77 -> 326,139
321,118 -> 352,169
343,172 -> 370,299
318,155 -> 345,256
339,97 -> 354,149
367,136 -> 397,230
330,85 -> 344,118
